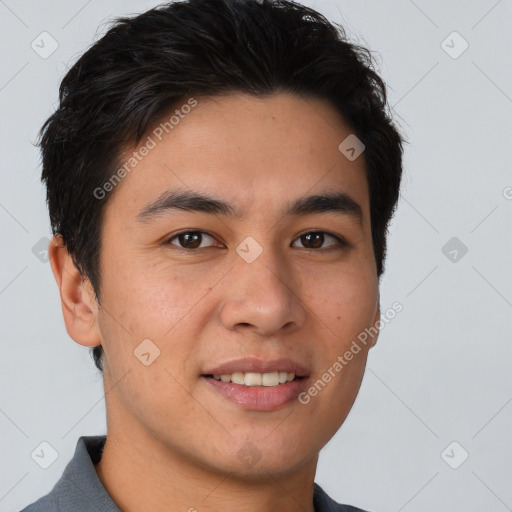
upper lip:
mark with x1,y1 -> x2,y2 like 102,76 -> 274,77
202,357 -> 310,378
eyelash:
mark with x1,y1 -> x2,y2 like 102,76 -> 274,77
163,230 -> 349,252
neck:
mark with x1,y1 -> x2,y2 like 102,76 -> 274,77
95,423 -> 319,512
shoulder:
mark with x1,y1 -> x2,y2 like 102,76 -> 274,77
313,482 -> 372,512
19,495 -> 59,512
18,435 -> 114,512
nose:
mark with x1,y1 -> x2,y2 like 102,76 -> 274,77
218,246 -> 306,338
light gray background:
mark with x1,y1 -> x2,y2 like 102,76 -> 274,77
1,0 -> 511,511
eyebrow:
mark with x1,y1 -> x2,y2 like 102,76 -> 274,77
135,189 -> 363,224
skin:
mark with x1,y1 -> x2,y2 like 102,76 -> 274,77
49,92 -> 380,512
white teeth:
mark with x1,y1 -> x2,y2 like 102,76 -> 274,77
262,372 -> 279,386
231,372 -> 245,385
245,372 -> 262,386
212,371 -> 297,387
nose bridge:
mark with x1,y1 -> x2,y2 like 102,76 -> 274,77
219,234 -> 306,334
236,235 -> 293,302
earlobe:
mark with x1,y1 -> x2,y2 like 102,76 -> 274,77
48,235 -> 101,348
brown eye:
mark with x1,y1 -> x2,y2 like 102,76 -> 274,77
166,231 -> 218,250
292,231 -> 346,250
301,232 -> 324,249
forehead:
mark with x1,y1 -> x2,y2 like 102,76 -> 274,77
106,92 -> 369,224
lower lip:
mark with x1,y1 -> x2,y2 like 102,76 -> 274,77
202,376 -> 309,411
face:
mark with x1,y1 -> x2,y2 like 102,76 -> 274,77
86,92 -> 379,478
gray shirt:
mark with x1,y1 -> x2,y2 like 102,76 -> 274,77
20,435 -> 369,512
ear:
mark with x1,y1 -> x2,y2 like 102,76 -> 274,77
48,235 -> 101,348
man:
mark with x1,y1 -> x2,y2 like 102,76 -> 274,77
21,0 -> 404,510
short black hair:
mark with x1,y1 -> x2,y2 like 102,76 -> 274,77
39,0 -> 405,374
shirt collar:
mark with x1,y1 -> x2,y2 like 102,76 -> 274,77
48,435 -> 121,511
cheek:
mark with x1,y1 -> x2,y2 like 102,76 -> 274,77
100,251 -> 198,335
301,269 -> 377,423
309,263 -> 378,330
97,259 -> 222,384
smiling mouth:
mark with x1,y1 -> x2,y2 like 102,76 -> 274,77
201,370 -> 309,411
